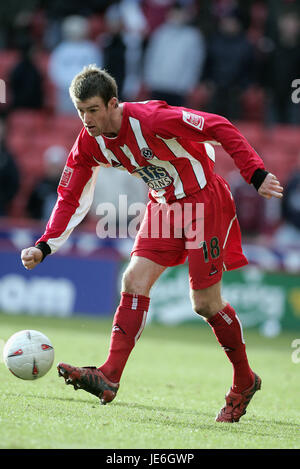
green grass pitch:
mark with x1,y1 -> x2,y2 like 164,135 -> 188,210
0,311 -> 299,449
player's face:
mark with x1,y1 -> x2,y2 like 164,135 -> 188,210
75,96 -> 118,137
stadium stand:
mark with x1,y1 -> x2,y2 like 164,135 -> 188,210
6,108 -> 82,218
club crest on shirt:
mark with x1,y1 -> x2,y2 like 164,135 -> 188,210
134,165 -> 173,190
182,110 -> 204,130
140,147 -> 154,160
59,166 -> 73,187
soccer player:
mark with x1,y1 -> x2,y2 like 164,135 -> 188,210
21,65 -> 283,422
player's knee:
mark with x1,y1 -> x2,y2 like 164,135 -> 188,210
190,295 -> 223,319
190,283 -> 224,319
192,301 -> 215,319
121,269 -> 150,296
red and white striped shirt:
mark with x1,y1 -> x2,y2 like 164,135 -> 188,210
37,100 -> 265,253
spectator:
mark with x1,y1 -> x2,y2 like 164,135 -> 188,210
101,5 -> 127,100
100,1 -> 148,101
263,11 -> 300,124
203,11 -> 254,120
0,118 -> 20,216
48,15 -> 103,114
141,0 -> 175,34
9,40 -> 44,110
27,145 -> 67,220
118,0 -> 148,100
143,3 -> 205,106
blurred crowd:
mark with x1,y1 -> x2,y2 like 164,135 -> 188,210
0,0 -> 300,249
0,0 -> 299,120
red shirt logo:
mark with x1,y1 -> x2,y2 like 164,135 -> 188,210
59,166 -> 73,187
182,111 -> 204,130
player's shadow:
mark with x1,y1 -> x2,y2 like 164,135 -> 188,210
6,390 -> 95,406
8,391 -> 300,437
115,401 -> 204,417
114,401 -> 300,436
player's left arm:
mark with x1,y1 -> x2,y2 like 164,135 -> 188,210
153,104 -> 283,198
252,170 -> 283,199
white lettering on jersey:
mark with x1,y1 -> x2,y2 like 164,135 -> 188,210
134,165 -> 173,190
182,110 -> 204,130
149,158 -> 186,199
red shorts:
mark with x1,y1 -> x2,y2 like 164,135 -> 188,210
131,174 -> 248,290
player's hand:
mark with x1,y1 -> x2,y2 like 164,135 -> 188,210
21,247 -> 43,270
258,173 -> 283,199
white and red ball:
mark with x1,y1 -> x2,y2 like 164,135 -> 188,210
3,330 -> 54,380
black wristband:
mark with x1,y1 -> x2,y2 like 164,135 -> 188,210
251,168 -> 269,191
35,242 -> 51,261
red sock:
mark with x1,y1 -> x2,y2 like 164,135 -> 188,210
207,304 -> 253,393
99,292 -> 150,383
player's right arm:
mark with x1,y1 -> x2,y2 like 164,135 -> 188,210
21,246 -> 43,270
21,129 -> 102,270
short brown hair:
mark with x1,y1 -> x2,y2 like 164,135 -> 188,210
69,64 -> 118,106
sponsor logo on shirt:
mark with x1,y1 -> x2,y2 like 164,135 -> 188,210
59,166 -> 73,187
134,165 -> 173,190
182,110 -> 204,130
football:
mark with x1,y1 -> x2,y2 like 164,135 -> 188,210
3,330 -> 54,380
